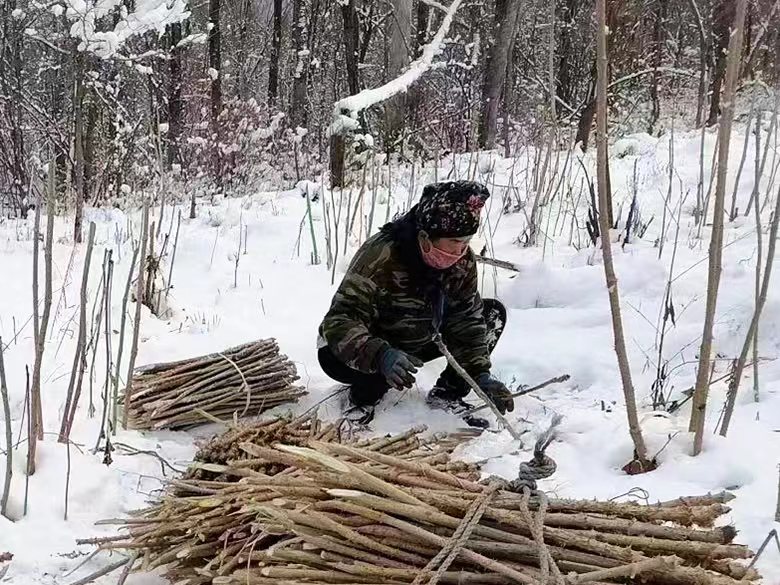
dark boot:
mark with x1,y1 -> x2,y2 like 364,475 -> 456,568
426,298 -> 507,429
343,386 -> 379,426
426,384 -> 490,429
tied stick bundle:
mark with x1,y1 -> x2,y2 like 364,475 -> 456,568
87,417 -> 759,585
123,339 -> 305,430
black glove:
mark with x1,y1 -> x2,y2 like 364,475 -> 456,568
476,373 -> 514,414
378,349 -> 424,389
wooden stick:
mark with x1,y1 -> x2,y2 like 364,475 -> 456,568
471,374 -> 571,413
0,340 -> 11,519
123,202 -> 149,429
432,335 -> 524,442
59,221 -> 96,442
567,556 -> 676,583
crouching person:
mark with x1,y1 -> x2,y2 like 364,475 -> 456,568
317,180 -> 513,427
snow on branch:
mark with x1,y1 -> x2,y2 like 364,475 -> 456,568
330,0 -> 464,135
65,0 -> 190,59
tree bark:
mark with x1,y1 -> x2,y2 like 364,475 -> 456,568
385,0 -> 412,145
291,0 -> 310,127
685,0 -> 709,128
268,0 -> 283,105
478,0 -> 522,149
690,0 -> 748,455
208,0 -> 223,184
73,50 -> 86,243
342,0 -> 361,96
595,0 -> 651,468
707,0 -> 737,126
649,0 -> 667,134
168,22 -> 183,169
415,1 -> 430,54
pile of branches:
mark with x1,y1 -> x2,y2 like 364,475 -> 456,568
123,339 -> 305,430
87,416 -> 757,585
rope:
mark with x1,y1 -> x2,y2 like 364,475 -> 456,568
411,480 -> 501,585
519,488 -> 565,585
509,414 -> 562,493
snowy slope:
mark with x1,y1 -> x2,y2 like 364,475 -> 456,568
1,124 -> 780,584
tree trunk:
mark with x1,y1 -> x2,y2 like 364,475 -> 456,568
268,0 -> 283,105
649,0 -> 667,134
342,0 -> 361,95
291,0 -> 310,127
478,0 -> 522,149
415,1 -> 430,54
385,0 -> 412,145
0,0 -> 29,217
73,50 -> 86,243
707,0 -> 737,126
168,22 -> 183,169
690,0 -> 748,455
576,91 -> 597,151
595,0 -> 651,469
209,0 -> 223,184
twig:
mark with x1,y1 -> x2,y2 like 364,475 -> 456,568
433,334 -> 524,442
0,340 -> 11,519
166,210 -> 182,296
475,255 -> 522,273
114,442 -> 185,476
115,551 -> 138,585
746,529 -> 780,570
112,246 -> 139,434
471,374 -> 570,413
59,222 -> 97,443
67,557 -> 129,585
123,203 -> 149,429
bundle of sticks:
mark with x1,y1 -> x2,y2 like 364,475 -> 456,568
86,416 -> 757,585
123,339 -> 305,430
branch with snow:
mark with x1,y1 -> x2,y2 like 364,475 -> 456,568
65,0 -> 190,59
330,0 -> 464,135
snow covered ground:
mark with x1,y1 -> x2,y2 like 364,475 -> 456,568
2,123 -> 780,584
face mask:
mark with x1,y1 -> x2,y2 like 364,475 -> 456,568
419,238 -> 467,270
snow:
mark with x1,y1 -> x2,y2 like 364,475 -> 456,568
2,124 -> 780,583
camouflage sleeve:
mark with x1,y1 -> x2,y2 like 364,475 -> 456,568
319,246 -> 392,374
441,254 -> 491,376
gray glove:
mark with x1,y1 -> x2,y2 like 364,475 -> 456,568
379,349 -> 424,389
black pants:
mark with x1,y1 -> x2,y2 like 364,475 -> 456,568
318,299 -> 506,406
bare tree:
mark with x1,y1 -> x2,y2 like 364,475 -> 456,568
0,339 -> 11,519
706,0 -> 736,126
123,203 -> 150,429
268,0 -> 283,104
73,51 -> 86,243
209,0 -> 223,184
59,222 -> 97,443
386,0 -> 412,143
690,0 -> 748,455
478,0 -> 522,149
28,174 -> 55,475
167,22 -> 183,169
291,0 -> 310,127
595,0 -> 652,471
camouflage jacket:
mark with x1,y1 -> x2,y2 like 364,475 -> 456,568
319,217 -> 490,376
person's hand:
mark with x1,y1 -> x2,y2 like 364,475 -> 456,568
379,349 -> 424,389
476,373 -> 514,414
